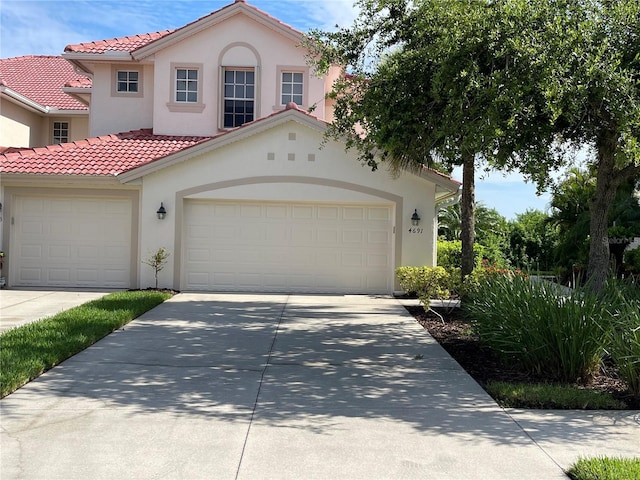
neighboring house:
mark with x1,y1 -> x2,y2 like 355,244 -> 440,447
0,55 -> 90,149
0,0 -> 461,293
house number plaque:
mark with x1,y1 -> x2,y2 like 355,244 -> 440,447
408,227 -> 424,234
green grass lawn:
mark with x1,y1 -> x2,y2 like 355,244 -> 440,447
568,456 -> 640,480
0,290 -> 172,397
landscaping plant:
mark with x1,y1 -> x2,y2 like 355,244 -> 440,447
396,266 -> 460,306
604,280 -> 640,397
568,456 -> 640,480
142,247 -> 171,289
464,274 -> 613,383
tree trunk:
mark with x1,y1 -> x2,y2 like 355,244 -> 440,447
460,152 -> 476,279
587,129 -> 619,293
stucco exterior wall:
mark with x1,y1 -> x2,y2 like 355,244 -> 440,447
45,116 -> 89,145
1,98 -> 89,148
152,14 -> 327,136
0,99 -> 42,147
133,119 -> 437,289
89,63 -> 154,137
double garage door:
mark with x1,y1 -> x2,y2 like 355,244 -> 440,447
11,196 -> 132,288
183,200 -> 394,293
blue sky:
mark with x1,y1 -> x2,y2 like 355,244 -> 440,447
0,0 -> 569,219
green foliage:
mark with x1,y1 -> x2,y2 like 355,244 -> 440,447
308,0 -> 640,293
507,209 -> 558,272
465,274 -> 640,392
549,169 -> 640,283
568,457 -> 640,480
624,247 -> 640,274
604,280 -> 640,397
0,290 -> 171,397
142,247 -> 171,289
485,381 -> 625,410
437,241 -> 482,270
464,275 -> 612,383
396,266 -> 460,308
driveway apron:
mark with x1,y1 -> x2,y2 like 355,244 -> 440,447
0,293 -> 568,479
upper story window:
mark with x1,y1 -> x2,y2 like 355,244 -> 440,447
117,71 -> 139,93
281,72 -> 303,105
275,66 -> 308,110
111,65 -> 143,97
175,68 -> 199,103
223,69 -> 255,128
166,63 -> 204,113
52,121 -> 69,143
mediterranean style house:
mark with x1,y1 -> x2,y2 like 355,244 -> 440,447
0,0 -> 460,293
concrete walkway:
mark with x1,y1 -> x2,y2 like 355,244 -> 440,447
0,288 -> 111,333
1,293 -> 638,479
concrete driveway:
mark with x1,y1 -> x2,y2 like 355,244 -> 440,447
1,293 -> 637,479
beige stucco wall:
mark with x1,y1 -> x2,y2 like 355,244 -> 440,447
0,99 -> 42,147
45,115 -> 89,145
89,63 -> 154,137
1,99 -> 89,148
132,119 -> 438,290
152,14 -> 328,136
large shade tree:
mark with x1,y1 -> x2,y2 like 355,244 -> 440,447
306,0 -> 557,278
308,0 -> 640,292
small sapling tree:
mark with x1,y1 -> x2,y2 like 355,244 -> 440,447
142,247 -> 171,289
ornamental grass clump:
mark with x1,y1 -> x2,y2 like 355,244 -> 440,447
464,275 -> 612,383
604,280 -> 640,397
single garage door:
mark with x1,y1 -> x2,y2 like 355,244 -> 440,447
11,196 -> 132,288
183,200 -> 394,293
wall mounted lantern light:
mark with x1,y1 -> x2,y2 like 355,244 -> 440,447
411,209 -> 421,226
157,202 -> 167,220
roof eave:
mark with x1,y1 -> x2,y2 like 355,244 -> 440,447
416,168 -> 462,197
46,107 -> 89,116
61,87 -> 91,107
0,86 -> 49,114
132,2 -> 302,61
0,172 -> 124,186
62,52 -> 134,74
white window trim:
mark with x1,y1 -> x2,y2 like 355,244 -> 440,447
220,66 -> 259,130
274,66 -> 309,110
111,65 -> 143,98
167,62 -> 205,113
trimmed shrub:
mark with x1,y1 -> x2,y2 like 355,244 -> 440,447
396,266 -> 459,307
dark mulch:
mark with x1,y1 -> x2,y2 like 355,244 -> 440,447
404,304 -> 640,409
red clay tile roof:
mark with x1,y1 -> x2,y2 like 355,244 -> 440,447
0,56 -> 90,110
0,129 -> 212,176
64,30 -> 175,54
64,1 -> 301,55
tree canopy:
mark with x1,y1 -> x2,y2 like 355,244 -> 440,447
307,0 -> 640,291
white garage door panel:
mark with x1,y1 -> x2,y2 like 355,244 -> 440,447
183,200 -> 394,293
13,196 -> 132,288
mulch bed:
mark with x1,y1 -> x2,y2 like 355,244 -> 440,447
404,304 -> 640,409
